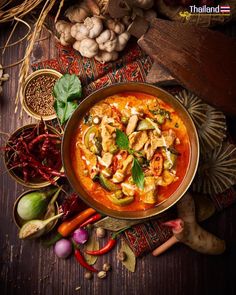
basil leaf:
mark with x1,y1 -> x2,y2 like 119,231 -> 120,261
116,129 -> 144,189
132,158 -> 144,189
116,129 -> 129,150
53,74 -> 82,103
54,99 -> 78,125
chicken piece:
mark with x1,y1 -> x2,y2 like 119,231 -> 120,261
79,144 -> 98,178
129,131 -> 148,151
156,170 -> 176,186
146,118 -> 161,135
141,177 -> 157,204
162,129 -> 176,147
97,152 -> 113,167
151,129 -> 176,148
100,117 -> 116,152
126,115 -> 139,135
121,182 -> 136,197
144,129 -> 176,160
112,155 -> 133,183
144,130 -> 160,160
90,103 -> 113,117
144,139 -> 153,161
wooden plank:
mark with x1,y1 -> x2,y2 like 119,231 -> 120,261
138,18 -> 236,114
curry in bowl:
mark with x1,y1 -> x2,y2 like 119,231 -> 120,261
71,92 -> 190,212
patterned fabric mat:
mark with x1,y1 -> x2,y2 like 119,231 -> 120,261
32,42 -> 236,257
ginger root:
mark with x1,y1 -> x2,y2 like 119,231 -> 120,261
152,193 -> 226,256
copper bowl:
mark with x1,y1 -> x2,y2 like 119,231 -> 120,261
21,69 -> 62,121
4,124 -> 63,188
62,82 -> 199,220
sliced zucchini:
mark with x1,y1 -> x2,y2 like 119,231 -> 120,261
136,119 -> 155,131
155,114 -> 165,124
84,126 -> 98,149
163,153 -> 177,170
108,194 -> 134,206
121,116 -> 129,125
112,190 -> 123,199
99,174 -> 120,191
109,144 -> 119,154
101,168 -> 112,178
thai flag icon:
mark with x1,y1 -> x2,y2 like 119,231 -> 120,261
220,6 -> 231,14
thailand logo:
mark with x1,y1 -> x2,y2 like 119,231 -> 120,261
219,5 -> 231,14
179,4 -> 231,19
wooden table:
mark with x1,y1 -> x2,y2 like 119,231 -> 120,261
1,20 -> 236,295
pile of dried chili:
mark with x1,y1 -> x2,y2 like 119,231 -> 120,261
5,120 -> 65,183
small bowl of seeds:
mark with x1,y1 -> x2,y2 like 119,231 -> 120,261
22,69 -> 62,120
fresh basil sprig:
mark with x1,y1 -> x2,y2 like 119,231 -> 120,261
132,158 -> 144,189
115,129 -> 144,189
116,129 -> 129,150
53,74 -> 82,124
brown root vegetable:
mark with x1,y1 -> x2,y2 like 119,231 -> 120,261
132,0 -> 154,10
152,193 -> 225,256
193,193 -> 215,222
65,0 -> 100,23
65,4 -> 90,23
87,0 -> 101,15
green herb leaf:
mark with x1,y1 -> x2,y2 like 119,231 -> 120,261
54,99 -> 78,125
53,74 -> 82,124
115,129 -> 129,150
53,74 -> 82,103
131,158 -> 144,189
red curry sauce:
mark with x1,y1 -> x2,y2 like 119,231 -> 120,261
71,92 -> 190,211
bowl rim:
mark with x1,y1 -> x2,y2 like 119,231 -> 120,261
62,82 -> 200,220
4,123 -> 62,188
21,69 -> 62,121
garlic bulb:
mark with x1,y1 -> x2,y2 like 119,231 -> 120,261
84,16 -> 103,38
71,23 -> 89,40
115,31 -> 130,52
95,51 -> 118,63
79,38 -> 99,58
55,20 -> 75,46
105,19 -> 125,34
96,29 -> 117,52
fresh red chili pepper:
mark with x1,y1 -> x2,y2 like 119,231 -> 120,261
86,237 -> 116,256
111,106 -> 122,123
74,248 -> 98,273
85,227 -> 130,256
79,213 -> 102,228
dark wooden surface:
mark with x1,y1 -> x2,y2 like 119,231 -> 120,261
1,21 -> 236,295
